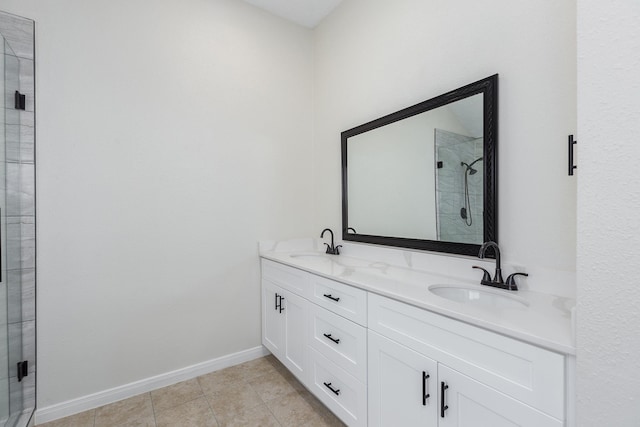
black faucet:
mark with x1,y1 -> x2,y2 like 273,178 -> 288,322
473,241 -> 528,291
321,228 -> 342,255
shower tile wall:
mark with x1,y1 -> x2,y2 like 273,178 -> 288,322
435,129 -> 483,244
1,10 -> 36,420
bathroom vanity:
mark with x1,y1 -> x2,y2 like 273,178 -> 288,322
260,73 -> 576,427
260,243 -> 575,427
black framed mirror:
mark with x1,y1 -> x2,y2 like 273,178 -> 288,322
341,74 -> 497,256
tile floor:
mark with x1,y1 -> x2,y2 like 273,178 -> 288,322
36,356 -> 345,427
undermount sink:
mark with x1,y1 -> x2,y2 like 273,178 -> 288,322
289,253 -> 386,269
289,252 -> 330,261
429,285 -> 529,309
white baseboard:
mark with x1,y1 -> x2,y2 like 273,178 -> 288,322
35,346 -> 270,424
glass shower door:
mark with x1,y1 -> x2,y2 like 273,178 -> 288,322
1,34 -> 25,427
0,34 -> 7,425
0,11 -> 35,426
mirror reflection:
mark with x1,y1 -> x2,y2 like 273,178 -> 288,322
347,94 -> 483,243
342,75 -> 497,256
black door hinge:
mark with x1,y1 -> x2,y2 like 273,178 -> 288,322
14,91 -> 26,110
17,360 -> 28,382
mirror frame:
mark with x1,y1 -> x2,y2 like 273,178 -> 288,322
341,74 -> 498,256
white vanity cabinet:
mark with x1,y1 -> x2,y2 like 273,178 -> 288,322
437,365 -> 562,427
261,257 -> 569,427
369,330 -> 562,427
307,301 -> 368,427
261,259 -> 368,426
368,293 -> 565,427
368,330 -> 438,427
305,273 -> 368,427
261,262 -> 309,382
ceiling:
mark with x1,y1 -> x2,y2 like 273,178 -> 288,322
242,0 -> 344,28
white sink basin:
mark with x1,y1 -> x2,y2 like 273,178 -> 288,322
429,285 -> 529,309
289,252 -> 331,261
289,253 -> 387,270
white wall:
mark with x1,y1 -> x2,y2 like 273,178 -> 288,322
576,1 -> 640,425
313,0 -> 577,296
0,0 -> 314,408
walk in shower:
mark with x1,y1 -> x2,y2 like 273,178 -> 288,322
0,11 -> 36,427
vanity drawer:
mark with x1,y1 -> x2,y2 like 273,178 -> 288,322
308,347 -> 367,427
368,293 -> 565,420
308,304 -> 367,382
309,275 -> 367,326
261,259 -> 310,298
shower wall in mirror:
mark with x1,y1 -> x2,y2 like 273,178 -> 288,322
435,129 -> 484,244
0,10 -> 35,427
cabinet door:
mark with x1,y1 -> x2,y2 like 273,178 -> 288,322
282,289 -> 307,381
262,279 -> 284,358
368,331 -> 438,427
438,365 -> 563,427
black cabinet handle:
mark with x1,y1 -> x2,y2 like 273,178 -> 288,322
323,382 -> 340,396
422,371 -> 430,405
440,382 -> 449,418
568,134 -> 577,176
275,294 -> 284,313
323,294 -> 340,302
323,333 -> 340,344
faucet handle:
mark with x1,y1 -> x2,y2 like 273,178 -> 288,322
324,243 -> 332,254
335,245 -> 342,255
472,266 -> 492,284
505,272 -> 528,290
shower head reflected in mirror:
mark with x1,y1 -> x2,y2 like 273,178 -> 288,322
461,157 -> 483,175
460,157 -> 484,226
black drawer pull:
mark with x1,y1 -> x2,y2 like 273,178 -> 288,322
440,382 -> 449,418
323,294 -> 340,302
323,382 -> 340,396
422,371 -> 430,405
275,294 -> 285,313
323,333 -> 340,344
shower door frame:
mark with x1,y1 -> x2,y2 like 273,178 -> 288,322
0,10 -> 36,427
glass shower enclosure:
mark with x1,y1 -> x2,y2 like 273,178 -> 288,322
1,11 -> 36,427
434,128 -> 484,244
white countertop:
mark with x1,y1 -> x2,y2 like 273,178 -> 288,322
260,248 -> 576,355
